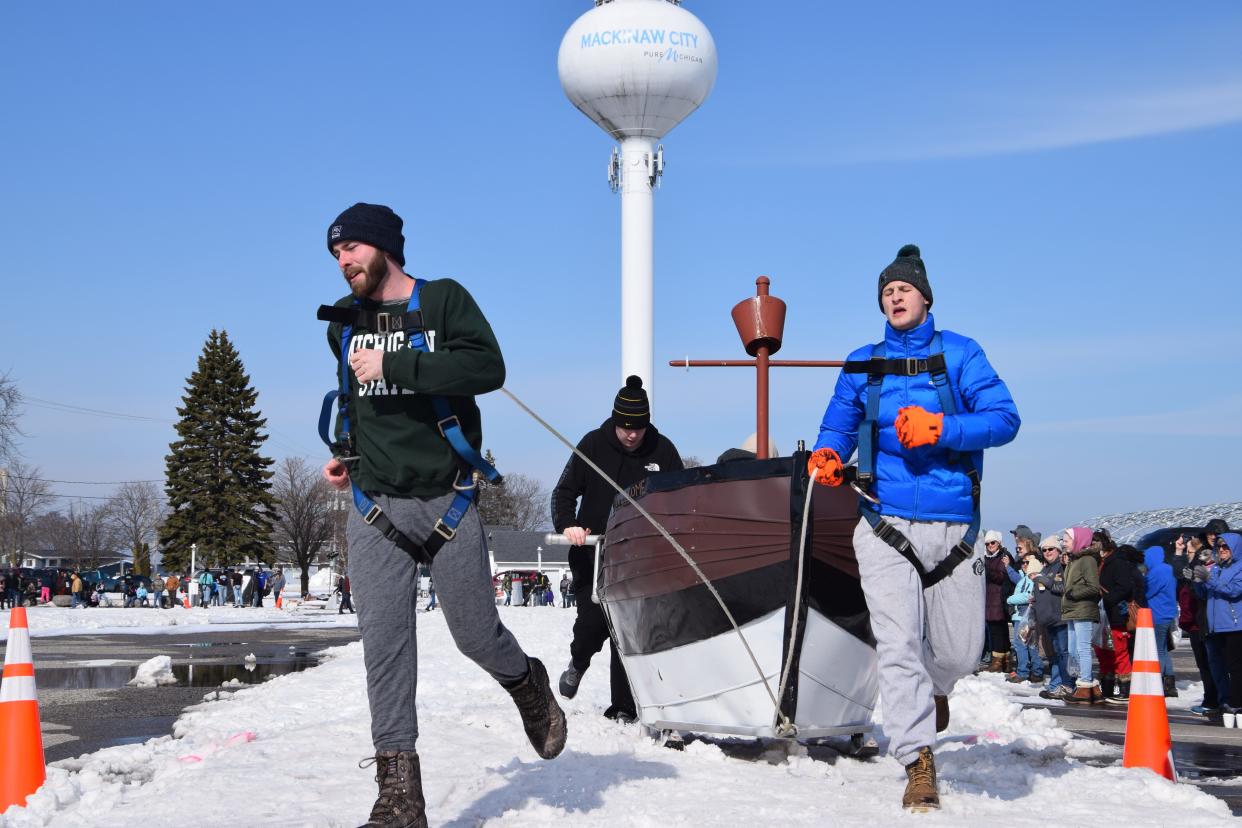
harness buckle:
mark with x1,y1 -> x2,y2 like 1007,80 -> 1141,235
875,519 -> 912,553
453,469 -> 478,492
850,480 -> 881,506
363,504 -> 382,525
904,358 -> 923,376
437,415 -> 461,438
433,519 -> 457,542
331,440 -> 360,466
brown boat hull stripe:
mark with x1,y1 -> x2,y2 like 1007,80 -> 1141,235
599,455 -> 873,658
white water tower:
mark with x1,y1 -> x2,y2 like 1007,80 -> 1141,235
559,0 -> 717,408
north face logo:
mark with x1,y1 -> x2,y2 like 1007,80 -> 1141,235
645,463 -> 660,472
330,225 -> 342,240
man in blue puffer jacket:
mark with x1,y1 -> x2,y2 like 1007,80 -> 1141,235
1143,545 -> 1179,696
808,244 -> 1020,812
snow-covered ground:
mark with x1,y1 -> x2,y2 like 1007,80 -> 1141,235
0,603 -> 358,642
1,607 -> 1236,826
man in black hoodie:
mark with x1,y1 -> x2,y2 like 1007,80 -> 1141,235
551,376 -> 684,721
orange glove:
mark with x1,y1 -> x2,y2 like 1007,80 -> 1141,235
895,405 -> 943,449
807,447 -> 844,486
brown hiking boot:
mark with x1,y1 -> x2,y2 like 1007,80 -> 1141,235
985,653 -> 1005,673
934,694 -> 949,733
506,657 -> 568,759
902,747 -> 940,811
358,750 -> 427,828
1065,682 -> 1099,705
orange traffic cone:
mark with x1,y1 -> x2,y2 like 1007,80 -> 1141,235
1122,607 -> 1177,781
0,606 -> 47,811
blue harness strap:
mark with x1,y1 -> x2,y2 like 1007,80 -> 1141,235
850,332 -> 981,588
317,278 -> 501,566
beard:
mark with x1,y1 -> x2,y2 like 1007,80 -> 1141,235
345,248 -> 390,298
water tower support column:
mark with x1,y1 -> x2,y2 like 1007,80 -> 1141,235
620,135 -> 656,408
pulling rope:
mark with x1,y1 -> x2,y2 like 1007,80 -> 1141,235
772,466 -> 817,736
500,387 -> 817,736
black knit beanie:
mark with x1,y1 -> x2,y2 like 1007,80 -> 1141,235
326,203 -> 406,266
877,243 -> 933,309
612,375 -> 650,429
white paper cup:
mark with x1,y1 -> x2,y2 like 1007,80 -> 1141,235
1223,712 -> 1237,728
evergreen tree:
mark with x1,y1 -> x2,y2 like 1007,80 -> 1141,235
160,330 -> 277,570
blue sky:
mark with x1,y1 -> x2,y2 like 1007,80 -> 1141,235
2,1 -> 1240,539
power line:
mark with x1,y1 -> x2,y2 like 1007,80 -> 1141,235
23,397 -> 173,423
43,492 -> 120,501
23,396 -> 319,456
2,472 -> 162,485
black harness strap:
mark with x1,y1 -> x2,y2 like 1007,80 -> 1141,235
363,507 -> 455,567
317,304 -> 424,335
842,353 -> 947,378
870,514 -> 976,589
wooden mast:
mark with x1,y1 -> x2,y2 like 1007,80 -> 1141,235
669,277 -> 843,460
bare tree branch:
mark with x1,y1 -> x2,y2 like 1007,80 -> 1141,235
477,471 -> 549,532
1,459 -> 54,566
30,502 -> 117,570
271,457 -> 335,597
109,481 -> 164,571
0,372 -> 21,465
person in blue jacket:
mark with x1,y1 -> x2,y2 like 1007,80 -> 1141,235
807,244 -> 1020,811
1199,532 -> 1242,718
1007,554 -> 1044,682
1143,545 -> 1179,696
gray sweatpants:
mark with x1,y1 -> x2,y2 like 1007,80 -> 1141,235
347,491 -> 529,751
852,516 -> 984,767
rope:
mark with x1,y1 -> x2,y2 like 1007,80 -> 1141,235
499,387 -> 789,725
772,466 -> 817,736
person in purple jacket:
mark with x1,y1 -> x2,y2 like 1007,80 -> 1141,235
807,244 -> 1020,811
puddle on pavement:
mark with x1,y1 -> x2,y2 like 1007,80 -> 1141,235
36,658 -> 319,690
1077,730 -> 1242,782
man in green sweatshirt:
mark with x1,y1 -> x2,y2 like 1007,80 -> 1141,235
319,203 -> 565,828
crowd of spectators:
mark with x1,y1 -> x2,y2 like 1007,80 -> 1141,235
980,518 -> 1240,724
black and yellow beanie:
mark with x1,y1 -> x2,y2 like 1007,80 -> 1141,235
612,375 -> 650,429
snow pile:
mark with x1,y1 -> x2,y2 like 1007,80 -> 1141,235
0,603 -> 357,641
2,610 -> 1234,826
126,655 -> 177,687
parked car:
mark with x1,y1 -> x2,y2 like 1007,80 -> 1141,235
1133,526 -> 1212,567
99,574 -> 154,593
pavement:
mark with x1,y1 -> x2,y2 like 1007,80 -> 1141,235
11,626 -> 361,762
1011,644 -> 1242,814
